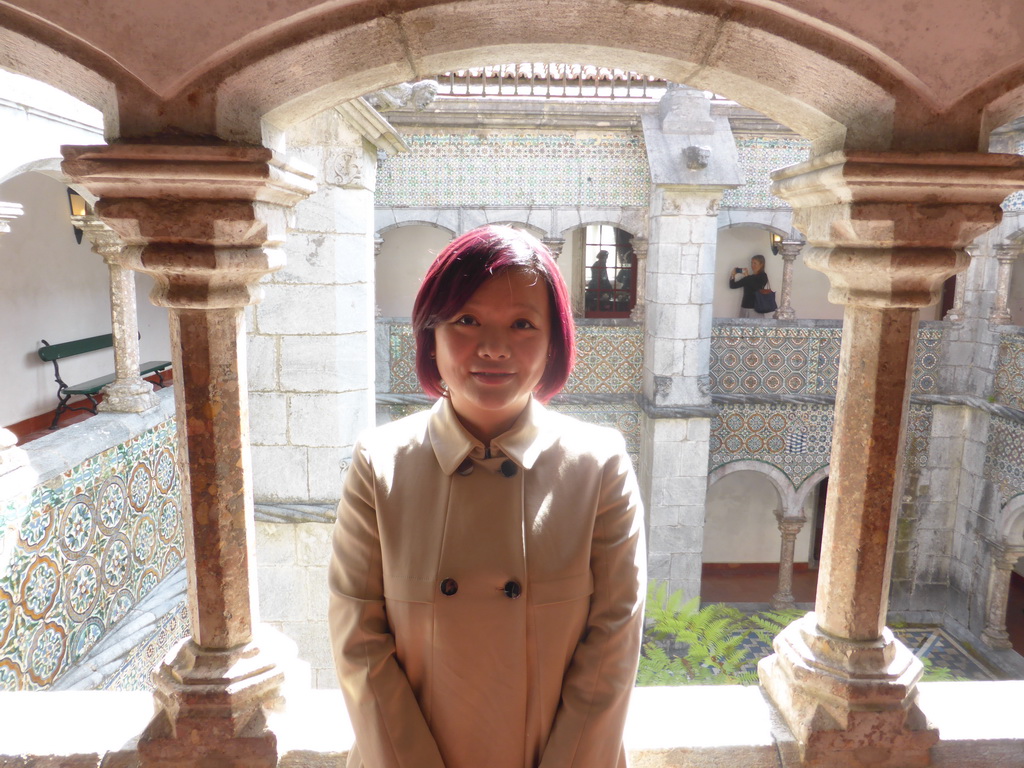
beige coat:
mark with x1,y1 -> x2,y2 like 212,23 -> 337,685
328,397 -> 646,768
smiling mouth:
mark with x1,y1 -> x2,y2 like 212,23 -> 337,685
471,371 -> 515,384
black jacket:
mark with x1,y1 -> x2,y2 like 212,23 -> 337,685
729,270 -> 768,309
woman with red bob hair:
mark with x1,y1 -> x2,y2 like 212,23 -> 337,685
329,225 -> 646,768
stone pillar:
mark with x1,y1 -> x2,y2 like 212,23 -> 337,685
943,264 -> 969,322
758,150 -> 1024,767
0,201 -> 24,235
73,215 -> 158,413
771,513 -> 805,609
980,539 -> 1024,649
775,239 -> 801,321
629,237 -> 648,322
640,188 -> 724,601
249,108 -> 379,515
542,236 -> 564,261
63,140 -> 316,766
989,242 -> 1019,325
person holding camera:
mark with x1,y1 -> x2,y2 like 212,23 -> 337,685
729,254 -> 769,319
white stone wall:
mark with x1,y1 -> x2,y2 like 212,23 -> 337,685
249,109 -> 377,505
255,521 -> 337,689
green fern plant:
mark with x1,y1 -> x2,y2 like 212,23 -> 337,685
639,581 -> 759,685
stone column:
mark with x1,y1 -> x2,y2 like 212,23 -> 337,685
989,242 -> 1019,325
758,150 -> 1024,767
981,539 -> 1024,649
629,237 -> 648,322
640,189 -> 724,601
73,215 -> 158,413
771,512 -> 805,609
775,239 -> 801,320
63,140 -> 316,766
542,236 -> 564,261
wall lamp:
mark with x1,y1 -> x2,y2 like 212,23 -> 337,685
67,188 -> 86,244
770,231 -> 783,255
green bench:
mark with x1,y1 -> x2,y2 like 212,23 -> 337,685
38,334 -> 171,429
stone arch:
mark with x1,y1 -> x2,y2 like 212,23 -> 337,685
486,220 -> 548,240
794,465 -> 831,513
707,459 -> 798,516
560,214 -> 645,243
998,493 -> 1024,546
718,215 -> 795,240
376,217 -> 457,239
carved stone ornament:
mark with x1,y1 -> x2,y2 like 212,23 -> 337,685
684,145 -> 711,170
331,149 -> 363,188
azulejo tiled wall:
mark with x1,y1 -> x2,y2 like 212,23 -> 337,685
720,136 -> 811,210
994,332 -> 1024,410
709,324 -> 942,396
100,600 -> 189,691
709,403 -> 933,489
984,416 -> 1024,506
0,419 -> 184,691
375,133 -> 650,208
387,322 -> 643,396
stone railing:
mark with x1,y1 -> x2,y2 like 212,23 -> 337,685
0,388 -> 186,691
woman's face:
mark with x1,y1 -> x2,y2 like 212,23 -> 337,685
751,258 -> 764,274
434,269 -> 552,442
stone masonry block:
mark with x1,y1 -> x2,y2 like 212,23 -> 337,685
675,505 -> 708,528
289,391 -> 366,447
687,417 -> 711,442
670,553 -> 703,583
292,185 -> 375,235
249,392 -> 288,446
649,243 -> 682,275
277,232 -> 372,286
691,272 -> 716,305
258,283 -> 370,336
297,522 -> 334,566
283,619 -> 335,672
651,215 -> 692,245
649,524 -> 703,555
255,521 -> 297,566
280,334 -> 371,393
305,566 -> 331,620
647,553 -> 671,581
683,337 -> 712,378
252,445 -> 309,501
258,565 -> 309,622
307,446 -> 349,504
649,504 -> 678,527
650,418 -> 689,443
652,475 -> 708,507
248,333 -> 278,392
697,243 -> 718,275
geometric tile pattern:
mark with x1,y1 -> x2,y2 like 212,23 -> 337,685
984,415 -> 1024,507
0,419 -> 184,690
993,333 -> 1024,411
1004,139 -> 1024,211
376,132 -> 651,208
710,324 -> 942,396
563,325 -> 643,394
388,322 -> 643,396
710,325 -> 841,395
99,599 -> 189,691
709,402 -> 932,489
720,136 -> 811,210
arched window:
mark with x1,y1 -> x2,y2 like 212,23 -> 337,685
583,224 -> 636,318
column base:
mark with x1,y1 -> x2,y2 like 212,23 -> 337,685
139,625 -> 309,768
758,613 -> 937,768
981,626 -> 1013,650
98,379 -> 158,413
775,307 -> 797,321
770,591 -> 796,610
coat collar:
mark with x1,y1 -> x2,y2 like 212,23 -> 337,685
428,396 -> 553,475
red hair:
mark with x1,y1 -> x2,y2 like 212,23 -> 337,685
412,225 -> 575,402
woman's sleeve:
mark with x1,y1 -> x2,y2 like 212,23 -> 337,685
327,440 -> 447,768
539,437 -> 647,768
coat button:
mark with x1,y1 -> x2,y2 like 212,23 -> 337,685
503,580 -> 522,599
500,460 -> 518,477
456,458 -> 474,476
440,578 -> 458,596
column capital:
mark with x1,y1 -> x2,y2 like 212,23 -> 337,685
772,151 -> 1024,308
994,241 -> 1023,264
541,237 -> 565,261
62,141 -> 317,309
777,239 -> 803,261
72,214 -> 125,263
774,513 -> 807,536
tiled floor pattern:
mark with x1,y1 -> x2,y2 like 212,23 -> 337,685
701,565 -> 1017,682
